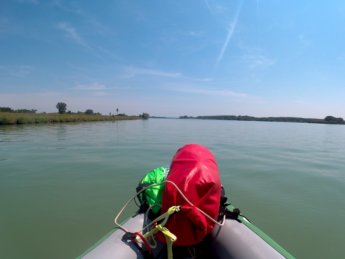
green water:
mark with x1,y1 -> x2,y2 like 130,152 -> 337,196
1,119 -> 344,258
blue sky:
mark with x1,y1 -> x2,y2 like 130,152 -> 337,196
1,0 -> 345,117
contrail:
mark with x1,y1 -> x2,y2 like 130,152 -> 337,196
215,0 -> 243,67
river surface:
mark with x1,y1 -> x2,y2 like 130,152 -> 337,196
1,119 -> 344,258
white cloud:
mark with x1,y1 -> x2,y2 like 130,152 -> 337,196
172,86 -> 247,98
204,0 -> 243,67
0,65 -> 33,78
298,34 -> 311,47
190,77 -> 213,82
73,83 -> 107,91
51,0 -> 84,15
204,0 -> 228,15
187,31 -> 202,37
122,67 -> 182,78
56,22 -> 88,48
237,42 -> 276,70
242,54 -> 276,69
71,83 -> 113,98
216,1 -> 243,67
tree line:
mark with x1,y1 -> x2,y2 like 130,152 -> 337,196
0,107 -> 37,113
1,102 -> 149,120
55,102 -> 101,115
180,115 -> 345,125
55,102 -> 149,118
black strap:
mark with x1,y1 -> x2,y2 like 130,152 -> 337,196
135,183 -> 150,213
219,186 -> 241,221
224,207 -> 241,220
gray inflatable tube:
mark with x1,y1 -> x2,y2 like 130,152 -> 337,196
79,213 -> 293,259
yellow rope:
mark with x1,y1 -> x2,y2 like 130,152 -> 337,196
157,225 -> 176,259
113,180 -> 225,258
141,206 -> 179,259
114,181 -> 224,232
141,206 -> 180,238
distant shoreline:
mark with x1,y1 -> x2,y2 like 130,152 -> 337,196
0,112 -> 145,126
179,115 -> 345,125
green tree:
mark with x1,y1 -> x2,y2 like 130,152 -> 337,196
56,102 -> 67,114
324,116 -> 344,124
15,109 -> 37,113
85,109 -> 94,115
0,107 -> 13,112
141,113 -> 150,119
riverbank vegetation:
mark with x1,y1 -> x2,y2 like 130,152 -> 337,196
0,112 -> 145,125
180,115 -> 345,125
0,105 -> 149,125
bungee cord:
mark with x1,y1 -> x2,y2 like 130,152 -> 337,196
113,180 -> 225,234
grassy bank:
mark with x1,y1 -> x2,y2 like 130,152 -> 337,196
0,112 -> 143,125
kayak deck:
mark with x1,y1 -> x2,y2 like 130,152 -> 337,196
79,212 -> 292,259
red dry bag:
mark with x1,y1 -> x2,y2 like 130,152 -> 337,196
160,144 -> 221,246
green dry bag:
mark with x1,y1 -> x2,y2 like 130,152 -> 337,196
136,167 -> 168,214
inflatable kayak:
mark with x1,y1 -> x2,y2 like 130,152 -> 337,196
78,205 -> 294,259
78,144 -> 294,259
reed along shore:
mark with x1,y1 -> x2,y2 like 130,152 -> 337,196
0,112 -> 144,125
